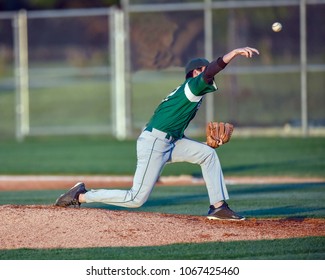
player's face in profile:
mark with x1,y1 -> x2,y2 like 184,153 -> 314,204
193,66 -> 206,77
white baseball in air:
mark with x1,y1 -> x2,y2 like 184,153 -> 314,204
272,22 -> 282,32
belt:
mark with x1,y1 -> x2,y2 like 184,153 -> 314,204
144,126 -> 175,142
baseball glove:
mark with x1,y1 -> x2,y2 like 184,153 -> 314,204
206,121 -> 234,148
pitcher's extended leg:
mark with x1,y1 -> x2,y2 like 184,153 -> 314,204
84,132 -> 173,207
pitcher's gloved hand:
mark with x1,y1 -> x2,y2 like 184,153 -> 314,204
206,122 -> 234,148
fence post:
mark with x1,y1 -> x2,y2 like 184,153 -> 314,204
13,9 -> 29,141
121,0 -> 132,138
300,0 -> 308,136
110,8 -> 127,140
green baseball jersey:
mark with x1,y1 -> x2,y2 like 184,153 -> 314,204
146,73 -> 218,139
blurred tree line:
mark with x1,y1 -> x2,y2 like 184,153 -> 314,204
0,0 -> 120,11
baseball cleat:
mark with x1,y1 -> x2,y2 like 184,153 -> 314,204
54,182 -> 88,208
207,202 -> 245,221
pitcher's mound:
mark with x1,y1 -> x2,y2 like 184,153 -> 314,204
0,205 -> 324,249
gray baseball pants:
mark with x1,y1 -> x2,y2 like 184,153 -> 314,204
84,128 -> 229,207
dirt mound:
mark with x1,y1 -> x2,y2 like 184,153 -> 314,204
0,205 -> 324,249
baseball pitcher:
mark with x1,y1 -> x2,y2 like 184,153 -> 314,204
55,47 -> 259,220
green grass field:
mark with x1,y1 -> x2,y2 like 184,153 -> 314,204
0,136 -> 324,260
0,136 -> 324,177
1,237 -> 324,260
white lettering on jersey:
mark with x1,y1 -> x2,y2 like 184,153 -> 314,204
184,82 -> 203,102
162,86 -> 180,102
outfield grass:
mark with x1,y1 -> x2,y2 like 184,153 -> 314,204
0,136 -> 324,177
1,237 -> 324,260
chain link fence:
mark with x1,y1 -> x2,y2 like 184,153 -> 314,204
0,0 -> 324,140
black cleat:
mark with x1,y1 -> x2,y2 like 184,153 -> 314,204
207,202 -> 245,221
54,182 -> 87,208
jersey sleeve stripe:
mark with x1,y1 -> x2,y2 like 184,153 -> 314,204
212,80 -> 218,90
184,82 -> 203,102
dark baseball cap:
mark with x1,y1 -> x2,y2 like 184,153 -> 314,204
185,58 -> 210,75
